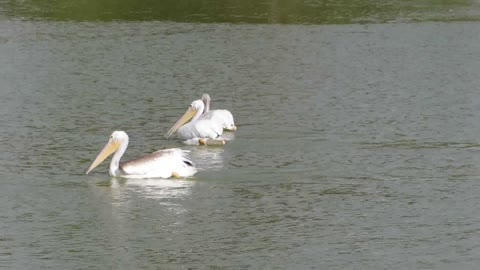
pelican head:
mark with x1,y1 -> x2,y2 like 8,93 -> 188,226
165,100 -> 204,138
86,131 -> 129,174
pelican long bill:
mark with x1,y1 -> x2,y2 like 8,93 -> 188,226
165,106 -> 197,138
86,140 -> 120,174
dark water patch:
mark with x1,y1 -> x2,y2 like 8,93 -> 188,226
1,0 -> 480,24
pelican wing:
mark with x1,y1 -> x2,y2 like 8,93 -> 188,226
120,148 -> 196,178
201,109 -> 236,131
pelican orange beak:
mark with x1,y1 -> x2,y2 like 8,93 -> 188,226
86,139 -> 121,174
165,106 -> 198,138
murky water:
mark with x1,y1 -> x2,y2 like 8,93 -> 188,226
2,1 -> 480,269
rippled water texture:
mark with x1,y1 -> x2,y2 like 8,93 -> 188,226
2,4 -> 480,270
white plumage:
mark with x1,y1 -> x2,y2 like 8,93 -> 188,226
201,94 -> 236,131
165,100 -> 224,145
86,131 -> 196,178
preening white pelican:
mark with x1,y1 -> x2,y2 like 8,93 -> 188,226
201,94 -> 236,131
86,131 -> 196,178
165,100 -> 225,145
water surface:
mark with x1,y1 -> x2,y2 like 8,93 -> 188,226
2,2 -> 480,269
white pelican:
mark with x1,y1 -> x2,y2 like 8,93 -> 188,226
86,131 -> 196,178
201,94 -> 236,131
165,100 -> 225,145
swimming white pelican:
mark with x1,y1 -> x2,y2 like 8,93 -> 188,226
165,100 -> 225,145
86,131 -> 196,178
201,94 -> 236,131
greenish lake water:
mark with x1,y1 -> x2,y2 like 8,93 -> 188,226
2,1 -> 480,269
